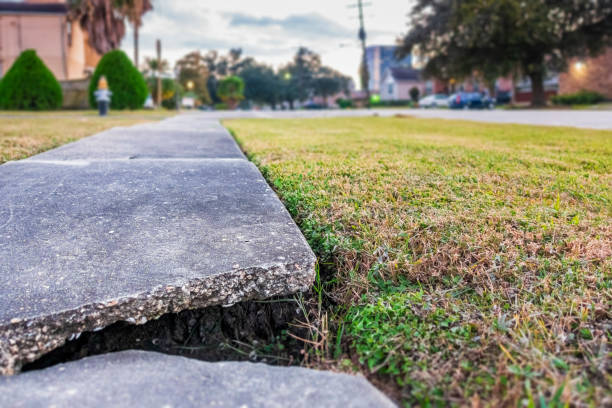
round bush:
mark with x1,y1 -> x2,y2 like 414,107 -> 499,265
0,49 -> 62,110
89,50 -> 148,110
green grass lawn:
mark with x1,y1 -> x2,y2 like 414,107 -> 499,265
226,117 -> 611,407
0,110 -> 174,164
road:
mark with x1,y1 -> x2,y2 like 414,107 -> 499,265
188,108 -> 612,130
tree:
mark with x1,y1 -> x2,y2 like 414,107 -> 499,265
175,51 -> 211,105
398,0 -> 612,106
314,67 -> 350,107
286,47 -> 321,103
217,76 -> 245,109
146,77 -> 182,108
0,50 -> 63,110
239,62 -> 281,108
68,0 -> 126,55
115,0 -> 153,68
88,50 -> 148,109
143,57 -> 169,77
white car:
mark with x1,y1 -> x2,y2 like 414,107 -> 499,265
418,94 -> 450,108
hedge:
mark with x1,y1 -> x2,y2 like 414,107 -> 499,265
551,90 -> 606,106
89,50 -> 148,110
0,49 -> 62,110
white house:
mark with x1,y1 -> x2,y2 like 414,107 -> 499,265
379,67 -> 426,101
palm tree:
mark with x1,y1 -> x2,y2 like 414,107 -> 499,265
68,0 -> 126,55
68,0 -> 152,66
116,0 -> 153,69
143,57 -> 169,77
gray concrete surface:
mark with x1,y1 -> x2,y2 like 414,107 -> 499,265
0,350 -> 396,408
185,108 -> 612,130
29,127 -> 244,160
0,116 -> 315,374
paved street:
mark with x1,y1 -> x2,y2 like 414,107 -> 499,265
189,108 -> 612,130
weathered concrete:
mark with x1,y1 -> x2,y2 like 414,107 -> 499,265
0,351 -> 396,407
0,117 -> 316,374
29,127 -> 244,160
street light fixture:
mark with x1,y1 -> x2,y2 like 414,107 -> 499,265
574,61 -> 585,72
187,80 -> 195,90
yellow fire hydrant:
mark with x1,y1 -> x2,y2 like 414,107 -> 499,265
93,76 -> 112,116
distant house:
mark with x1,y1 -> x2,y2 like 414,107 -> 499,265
365,45 -> 412,94
0,0 -> 101,81
379,67 -> 425,101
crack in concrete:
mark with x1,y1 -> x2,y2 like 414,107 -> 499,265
0,260 -> 314,375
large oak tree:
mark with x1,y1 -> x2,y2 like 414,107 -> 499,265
398,0 -> 612,106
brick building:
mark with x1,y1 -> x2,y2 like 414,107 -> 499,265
559,48 -> 612,99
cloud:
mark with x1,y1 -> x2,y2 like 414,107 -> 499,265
227,12 -> 354,39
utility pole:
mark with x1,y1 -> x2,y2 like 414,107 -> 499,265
349,0 -> 371,106
156,39 -> 162,108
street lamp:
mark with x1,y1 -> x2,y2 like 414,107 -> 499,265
187,80 -> 194,90
574,61 -> 585,72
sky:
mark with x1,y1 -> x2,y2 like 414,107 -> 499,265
121,0 -> 413,86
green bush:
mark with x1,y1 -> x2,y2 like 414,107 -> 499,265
336,98 -> 353,109
217,76 -> 244,109
551,90 -> 605,106
0,49 -> 62,110
89,50 -> 148,110
214,103 -> 228,110
146,77 -> 182,110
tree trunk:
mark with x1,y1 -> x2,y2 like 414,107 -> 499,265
134,25 -> 139,69
529,70 -> 546,107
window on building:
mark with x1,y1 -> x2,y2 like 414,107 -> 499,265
388,83 -> 394,95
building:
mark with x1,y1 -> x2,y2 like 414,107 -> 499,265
365,45 -> 411,94
0,0 -> 101,81
559,48 -> 612,99
379,67 -> 424,101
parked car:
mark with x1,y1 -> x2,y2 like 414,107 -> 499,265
448,92 -> 495,109
418,93 -> 450,108
496,90 -> 512,105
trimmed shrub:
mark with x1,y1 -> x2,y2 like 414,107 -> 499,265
336,98 -> 353,109
217,76 -> 245,109
551,90 -> 605,106
0,49 -> 62,110
89,50 -> 148,110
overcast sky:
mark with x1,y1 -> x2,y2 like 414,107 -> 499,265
122,1 -> 412,86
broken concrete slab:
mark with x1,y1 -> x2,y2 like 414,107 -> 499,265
0,118 -> 315,374
28,127 -> 244,160
0,351 -> 396,407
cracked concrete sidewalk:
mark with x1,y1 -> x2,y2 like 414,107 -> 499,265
0,115 -> 316,375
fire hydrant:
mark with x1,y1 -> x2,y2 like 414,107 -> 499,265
94,76 -> 112,116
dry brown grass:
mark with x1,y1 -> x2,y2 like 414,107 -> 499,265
228,117 -> 611,407
0,110 -> 174,163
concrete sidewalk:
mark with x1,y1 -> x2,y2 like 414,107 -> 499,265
0,115 -> 316,375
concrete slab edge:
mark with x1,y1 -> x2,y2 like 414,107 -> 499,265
0,259 -> 315,375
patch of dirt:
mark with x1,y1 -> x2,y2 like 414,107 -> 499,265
23,298 -> 308,372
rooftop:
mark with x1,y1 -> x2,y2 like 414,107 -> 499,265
387,67 -> 421,81
0,2 -> 67,14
